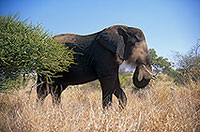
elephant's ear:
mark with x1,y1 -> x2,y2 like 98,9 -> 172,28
96,27 -> 127,60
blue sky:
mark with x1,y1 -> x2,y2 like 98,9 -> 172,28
1,0 -> 200,61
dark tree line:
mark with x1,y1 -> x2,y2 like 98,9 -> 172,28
149,39 -> 200,84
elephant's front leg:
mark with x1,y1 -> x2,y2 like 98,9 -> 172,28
114,76 -> 127,109
99,76 -> 116,109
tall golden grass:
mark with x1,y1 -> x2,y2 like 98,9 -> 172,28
0,75 -> 200,132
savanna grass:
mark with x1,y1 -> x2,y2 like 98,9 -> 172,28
0,76 -> 199,132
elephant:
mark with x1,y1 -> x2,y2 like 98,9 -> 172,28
36,25 -> 153,109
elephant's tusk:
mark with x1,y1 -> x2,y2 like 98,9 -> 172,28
142,64 -> 157,80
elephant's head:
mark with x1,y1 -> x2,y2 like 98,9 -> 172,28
97,25 -> 154,88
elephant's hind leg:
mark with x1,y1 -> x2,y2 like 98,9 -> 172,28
36,83 -> 49,105
51,83 -> 67,106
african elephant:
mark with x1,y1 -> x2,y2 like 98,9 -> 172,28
36,25 -> 153,108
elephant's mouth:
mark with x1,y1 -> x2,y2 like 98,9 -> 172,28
132,64 -> 155,88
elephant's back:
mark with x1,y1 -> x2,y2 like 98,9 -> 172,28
53,33 -> 78,43
54,33 -> 98,52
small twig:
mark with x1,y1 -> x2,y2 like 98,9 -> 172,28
26,80 -> 44,100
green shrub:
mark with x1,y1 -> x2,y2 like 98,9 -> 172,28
0,14 -> 75,91
119,72 -> 132,88
149,48 -> 175,75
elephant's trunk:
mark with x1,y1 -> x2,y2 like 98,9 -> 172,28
132,64 -> 154,88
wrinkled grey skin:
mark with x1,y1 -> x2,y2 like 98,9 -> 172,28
37,25 -> 152,108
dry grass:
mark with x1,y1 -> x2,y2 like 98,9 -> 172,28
0,76 -> 200,132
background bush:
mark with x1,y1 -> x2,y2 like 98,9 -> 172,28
149,48 -> 175,75
0,14 -> 75,91
149,41 -> 200,85
173,41 -> 200,84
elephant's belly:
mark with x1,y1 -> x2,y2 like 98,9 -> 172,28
62,66 -> 97,85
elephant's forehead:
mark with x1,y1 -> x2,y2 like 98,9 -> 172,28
135,41 -> 148,49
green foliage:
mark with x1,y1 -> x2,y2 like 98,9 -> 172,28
149,41 -> 200,85
119,72 -> 132,88
0,14 -> 75,91
149,48 -> 175,75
